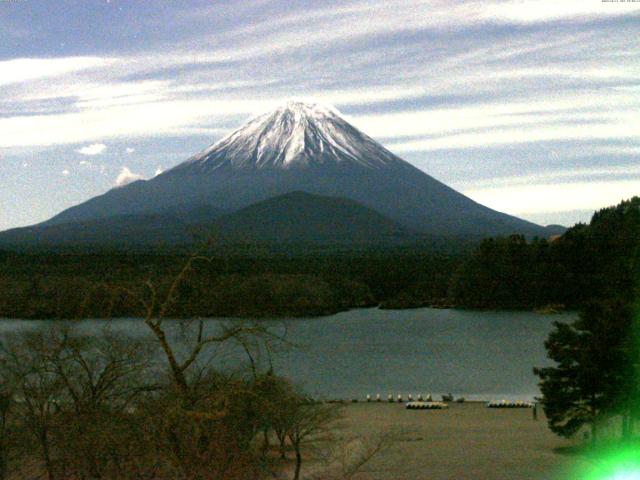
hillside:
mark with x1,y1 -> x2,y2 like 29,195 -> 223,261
209,191 -> 412,243
0,192 -> 413,249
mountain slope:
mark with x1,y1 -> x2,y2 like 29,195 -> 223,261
0,205 -> 222,247
210,191 -> 412,243
31,101 -> 547,238
0,214 -> 193,247
172,101 -> 400,171
0,193 -> 413,248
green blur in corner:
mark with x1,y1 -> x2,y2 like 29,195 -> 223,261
569,301 -> 640,480
567,441 -> 640,480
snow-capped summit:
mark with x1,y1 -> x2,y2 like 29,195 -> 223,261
171,100 -> 401,172
36,99 -> 550,239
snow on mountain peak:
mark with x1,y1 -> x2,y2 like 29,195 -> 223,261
280,99 -> 340,116
171,100 -> 403,172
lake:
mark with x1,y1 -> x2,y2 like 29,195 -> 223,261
0,308 -> 573,402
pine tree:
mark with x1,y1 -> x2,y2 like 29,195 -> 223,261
534,300 -> 634,441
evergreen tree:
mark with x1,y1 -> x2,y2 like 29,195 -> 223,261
534,300 -> 634,441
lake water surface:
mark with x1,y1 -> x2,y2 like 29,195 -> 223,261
0,308 -> 574,402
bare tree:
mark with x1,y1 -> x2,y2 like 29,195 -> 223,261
0,324 -> 160,480
48,326 -> 155,479
108,253 -> 288,479
333,431 -> 401,480
0,329 -> 64,480
286,398 -> 341,480
118,254 -> 280,401
0,380 -> 13,480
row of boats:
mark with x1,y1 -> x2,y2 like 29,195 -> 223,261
406,401 -> 449,410
486,400 -> 535,408
361,394 -> 535,410
365,393 -> 461,403
405,400 -> 535,410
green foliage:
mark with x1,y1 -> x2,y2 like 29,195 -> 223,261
451,197 -> 640,310
534,301 -> 634,439
531,198 -> 640,442
1,197 -> 638,318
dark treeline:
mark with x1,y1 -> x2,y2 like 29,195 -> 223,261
532,198 -> 640,446
0,248 -> 459,319
450,197 -> 640,310
535,299 -> 640,444
1,197 -> 638,319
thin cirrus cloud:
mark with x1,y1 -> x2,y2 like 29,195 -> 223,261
358,93 -> 640,152
0,56 -> 113,86
461,165 -> 640,190
480,0 -> 640,23
468,179 -> 640,217
0,0 -> 639,230
1,4 -> 638,151
183,0 -> 639,60
386,119 -> 640,153
0,85 -> 433,148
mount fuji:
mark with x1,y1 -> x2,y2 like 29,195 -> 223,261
1,101 -> 552,247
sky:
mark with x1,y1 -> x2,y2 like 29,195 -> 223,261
1,0 -> 639,231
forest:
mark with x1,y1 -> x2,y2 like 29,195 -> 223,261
0,197 -> 638,319
533,198 -> 640,448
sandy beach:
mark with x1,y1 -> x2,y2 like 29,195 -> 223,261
329,402 -> 585,480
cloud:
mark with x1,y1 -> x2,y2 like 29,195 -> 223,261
0,96 -> 269,148
0,57 -> 113,86
1,0 -> 639,230
114,166 -> 144,187
387,120 -> 640,152
78,160 -> 91,166
0,81 -> 436,148
460,165 -> 640,190
154,167 -> 163,176
465,179 -> 640,216
71,80 -> 169,110
77,143 -> 107,156
371,93 -> 640,152
0,1 -> 637,152
177,0 -> 639,65
480,0 -> 640,24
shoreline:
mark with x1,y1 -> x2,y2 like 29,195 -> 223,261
0,309 -> 558,413
0,304 -> 573,322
